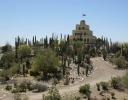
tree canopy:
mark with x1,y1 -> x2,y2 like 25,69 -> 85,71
32,49 -> 60,76
18,45 -> 31,59
1,43 -> 12,53
0,52 -> 15,69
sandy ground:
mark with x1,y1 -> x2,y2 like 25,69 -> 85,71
1,57 -> 127,100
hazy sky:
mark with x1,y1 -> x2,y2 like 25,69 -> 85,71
0,0 -> 128,46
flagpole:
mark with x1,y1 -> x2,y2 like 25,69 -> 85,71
82,14 -> 86,20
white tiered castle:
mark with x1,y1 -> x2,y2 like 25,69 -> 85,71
70,20 -> 96,46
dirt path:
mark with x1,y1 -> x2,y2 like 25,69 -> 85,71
27,57 -> 127,100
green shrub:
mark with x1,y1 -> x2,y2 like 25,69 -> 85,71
100,82 -> 109,91
110,56 -> 127,69
12,88 -> 19,93
37,84 -> 48,92
5,85 -> 12,91
0,77 -> 6,84
102,48 -> 107,60
115,56 -> 126,69
31,83 -> 48,92
74,96 -> 81,100
111,77 -> 121,89
18,82 -> 27,92
115,51 -> 121,58
122,73 -> 128,88
30,70 -> 39,76
43,86 -> 61,100
79,84 -> 91,99
12,81 -> 27,93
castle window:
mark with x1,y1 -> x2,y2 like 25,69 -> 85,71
79,27 -> 81,30
84,38 -> 86,43
87,38 -> 89,43
82,27 -> 85,30
75,33 -> 80,36
84,32 -> 86,35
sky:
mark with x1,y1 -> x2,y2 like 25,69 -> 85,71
0,0 -> 128,46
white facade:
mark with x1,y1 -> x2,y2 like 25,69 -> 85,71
70,20 -> 96,45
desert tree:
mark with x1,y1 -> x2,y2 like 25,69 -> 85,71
32,49 -> 60,77
1,43 -> 12,53
18,45 -> 31,76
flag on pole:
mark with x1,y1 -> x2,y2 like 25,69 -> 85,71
82,14 -> 86,16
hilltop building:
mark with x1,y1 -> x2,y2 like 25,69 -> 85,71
70,20 -> 96,46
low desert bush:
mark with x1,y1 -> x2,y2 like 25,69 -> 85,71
111,56 -> 126,69
79,84 -> 91,99
43,86 -> 61,100
5,84 -> 12,91
111,77 -> 122,89
29,70 -> 39,76
31,83 -> 48,92
100,82 -> 109,91
122,73 -> 128,88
